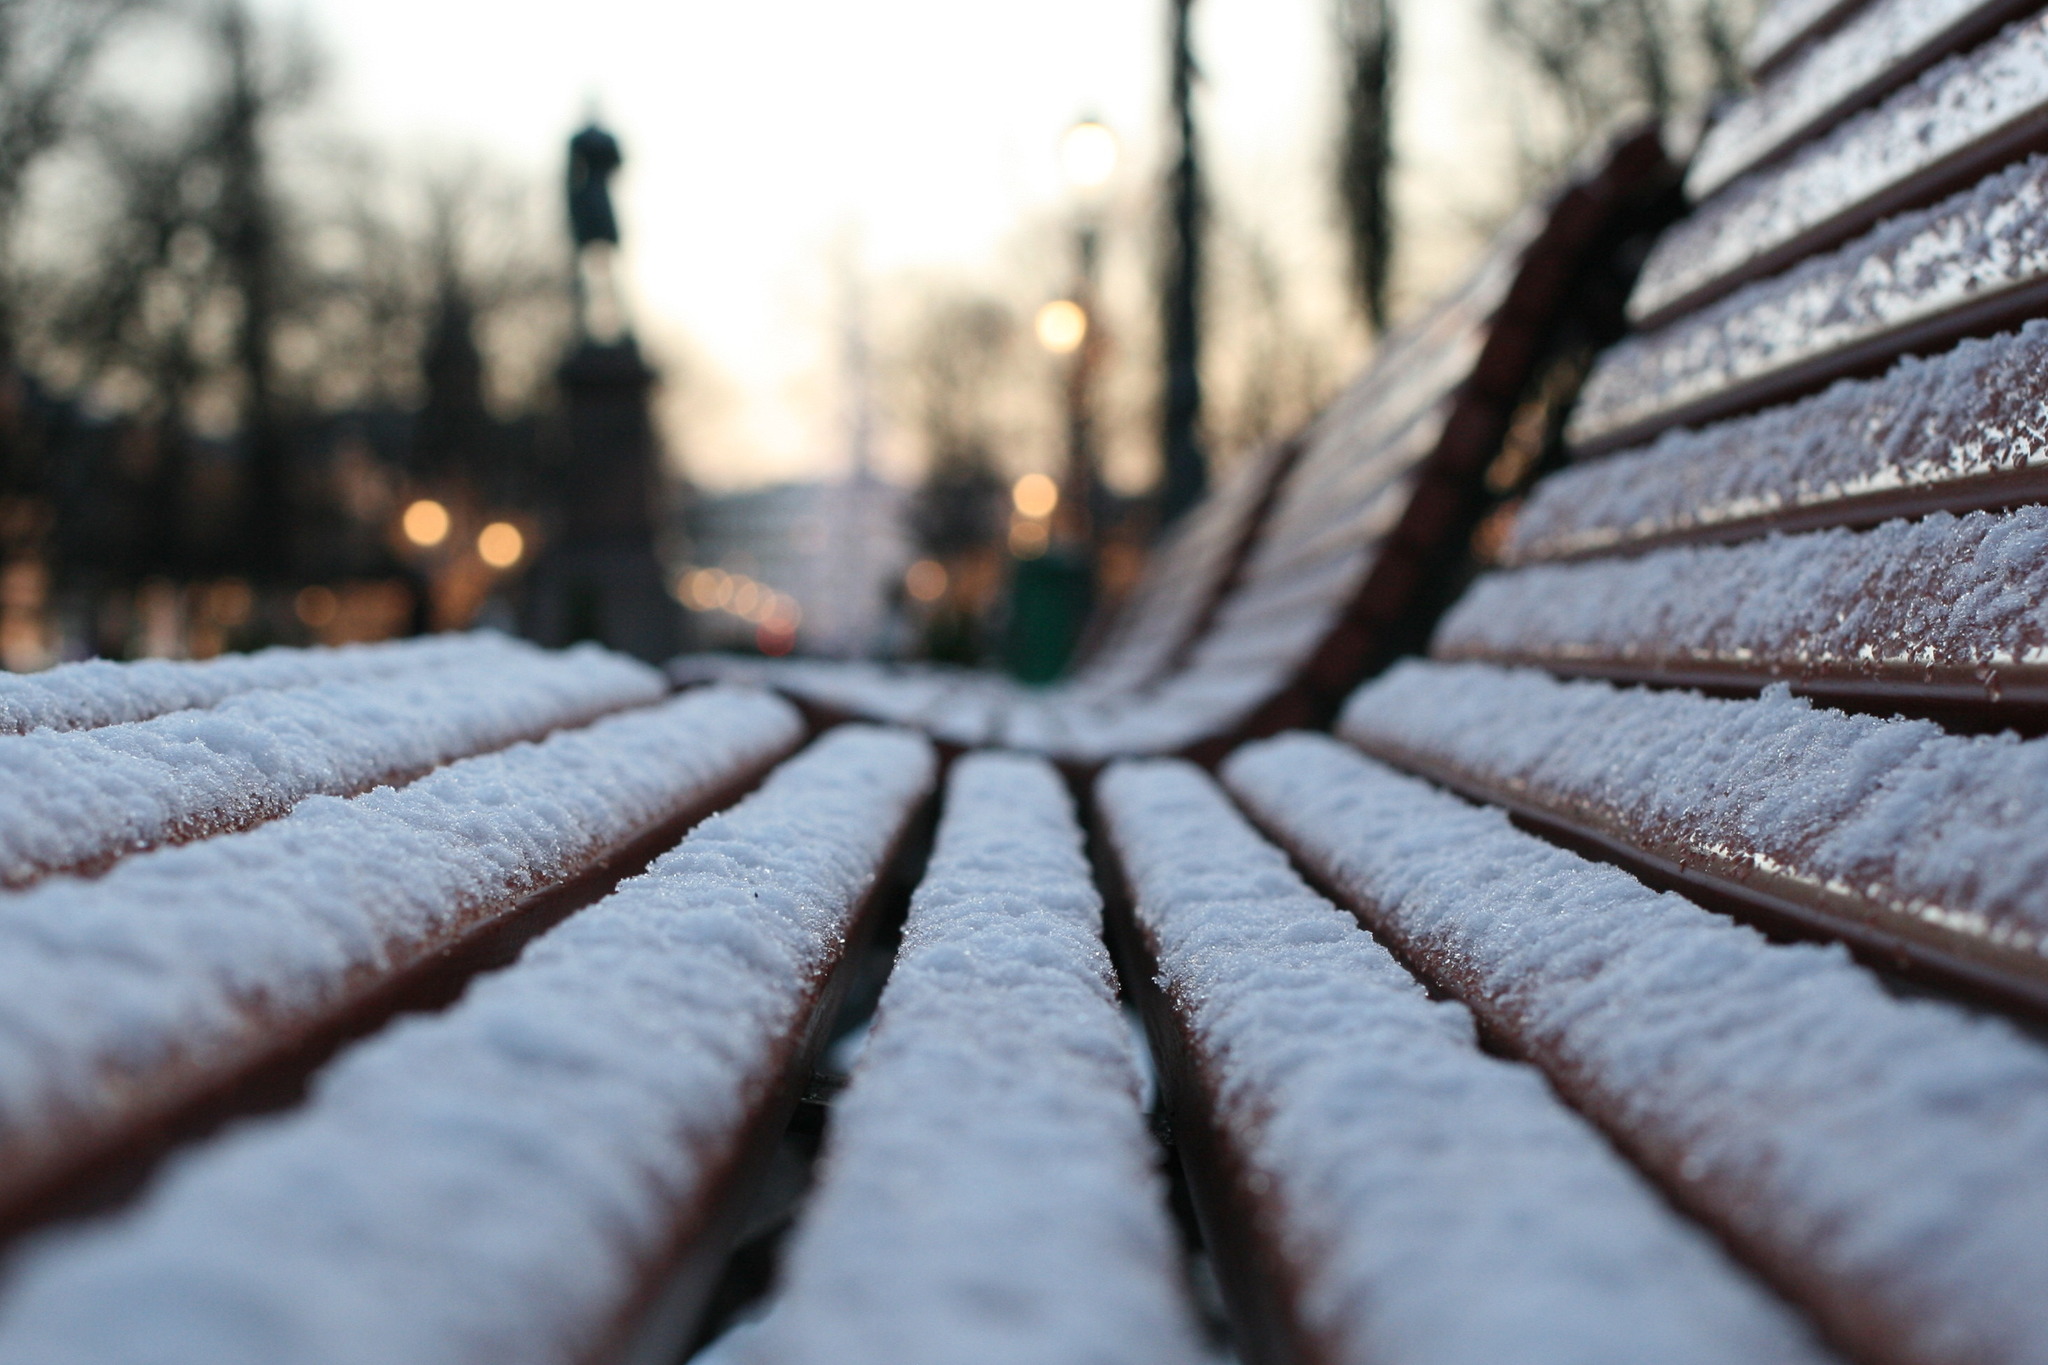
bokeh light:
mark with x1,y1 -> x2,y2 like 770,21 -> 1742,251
1012,473 -> 1059,519
477,521 -> 524,569
905,559 -> 949,603
1034,299 -> 1087,355
400,499 -> 450,548
1060,120 -> 1119,192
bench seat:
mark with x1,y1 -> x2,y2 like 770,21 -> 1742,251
0,684 -> 802,1242
1223,733 -> 2048,1365
720,753 -> 1199,1364
1097,760 -> 1829,1365
0,725 -> 931,1365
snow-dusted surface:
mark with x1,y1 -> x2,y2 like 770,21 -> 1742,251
1744,0 -> 1859,74
1571,154 -> 2048,452
1689,0 -> 2002,199
1096,760 -> 1825,1365
732,753 -> 1201,1365
1511,323 -> 2048,561
1339,660 -> 2048,960
0,632 -> 538,736
0,723 -> 931,1365
0,642 -> 665,887
1638,13 -> 2048,323
1225,732 -> 2048,1365
1442,504 -> 2048,679
0,686 -> 804,1197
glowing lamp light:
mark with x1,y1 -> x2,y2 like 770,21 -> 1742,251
905,559 -> 948,603
477,521 -> 525,569
1034,299 -> 1087,355
1012,472 -> 1059,520
1060,119 -> 1119,193
401,498 -> 451,548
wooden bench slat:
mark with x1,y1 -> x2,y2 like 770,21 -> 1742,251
0,646 -> 667,889
1096,759 -> 1829,1365
1336,660 -> 2048,1014
0,632 -> 536,736
1569,153 -> 2048,457
0,724 -> 932,1365
725,753 -> 1200,1364
0,687 -> 806,1243
1508,324 -> 2048,563
1687,0 -> 2035,200
1637,12 -> 2048,327
1225,732 -> 2048,1365
1438,505 -> 2048,726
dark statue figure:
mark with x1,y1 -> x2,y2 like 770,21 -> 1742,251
518,118 -> 680,663
567,124 -> 623,247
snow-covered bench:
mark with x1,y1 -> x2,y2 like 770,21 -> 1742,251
676,127 -> 1678,764
0,640 -> 809,1254
1080,3 -> 2048,1359
14,1 -> 2048,1359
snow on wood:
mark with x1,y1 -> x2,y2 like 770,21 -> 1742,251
1441,504 -> 2048,688
0,632 -> 536,736
1688,0 -> 2019,200
1225,731 -> 2048,1365
0,642 -> 667,888
1637,12 -> 2048,324
1338,660 -> 2048,976
1095,759 -> 1827,1365
1509,324 -> 2048,562
0,724 -> 932,1365
1570,154 -> 2048,455
0,686 -> 804,1219
731,752 -> 1201,1365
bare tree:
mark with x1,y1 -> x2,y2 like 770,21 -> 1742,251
1336,0 -> 1396,335
900,291 -> 1014,561
0,0 -> 148,360
1490,0 -> 1755,171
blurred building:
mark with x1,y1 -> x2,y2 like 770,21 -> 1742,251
682,474 -> 910,658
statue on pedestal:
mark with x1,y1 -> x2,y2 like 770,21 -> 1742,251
518,121 -> 681,662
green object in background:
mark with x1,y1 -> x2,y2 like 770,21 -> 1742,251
1004,550 -> 1093,683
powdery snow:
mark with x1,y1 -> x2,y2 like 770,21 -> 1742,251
0,632 -> 537,736
0,686 -> 804,1197
1638,13 -> 2048,323
0,723 -> 932,1365
1095,759 -> 1827,1365
1570,154 -> 2048,453
730,752 -> 1202,1365
0,642 -> 665,887
1441,505 -> 2048,680
1225,732 -> 2048,1365
1689,0 -> 2002,199
1338,660 -> 2048,959
1510,323 -> 2048,562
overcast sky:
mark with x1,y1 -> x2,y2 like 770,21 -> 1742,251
230,0 -> 1519,488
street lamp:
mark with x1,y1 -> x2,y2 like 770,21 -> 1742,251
1051,117 -> 1117,558
1060,120 -> 1119,199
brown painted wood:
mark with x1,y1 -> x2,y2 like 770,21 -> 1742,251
1085,794 -> 1333,1365
1572,273 -> 2048,460
589,786 -> 938,1365
1343,736 -> 2048,1023
0,736 -> 803,1252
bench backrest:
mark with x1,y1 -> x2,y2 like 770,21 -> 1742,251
1353,0 -> 2048,1012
